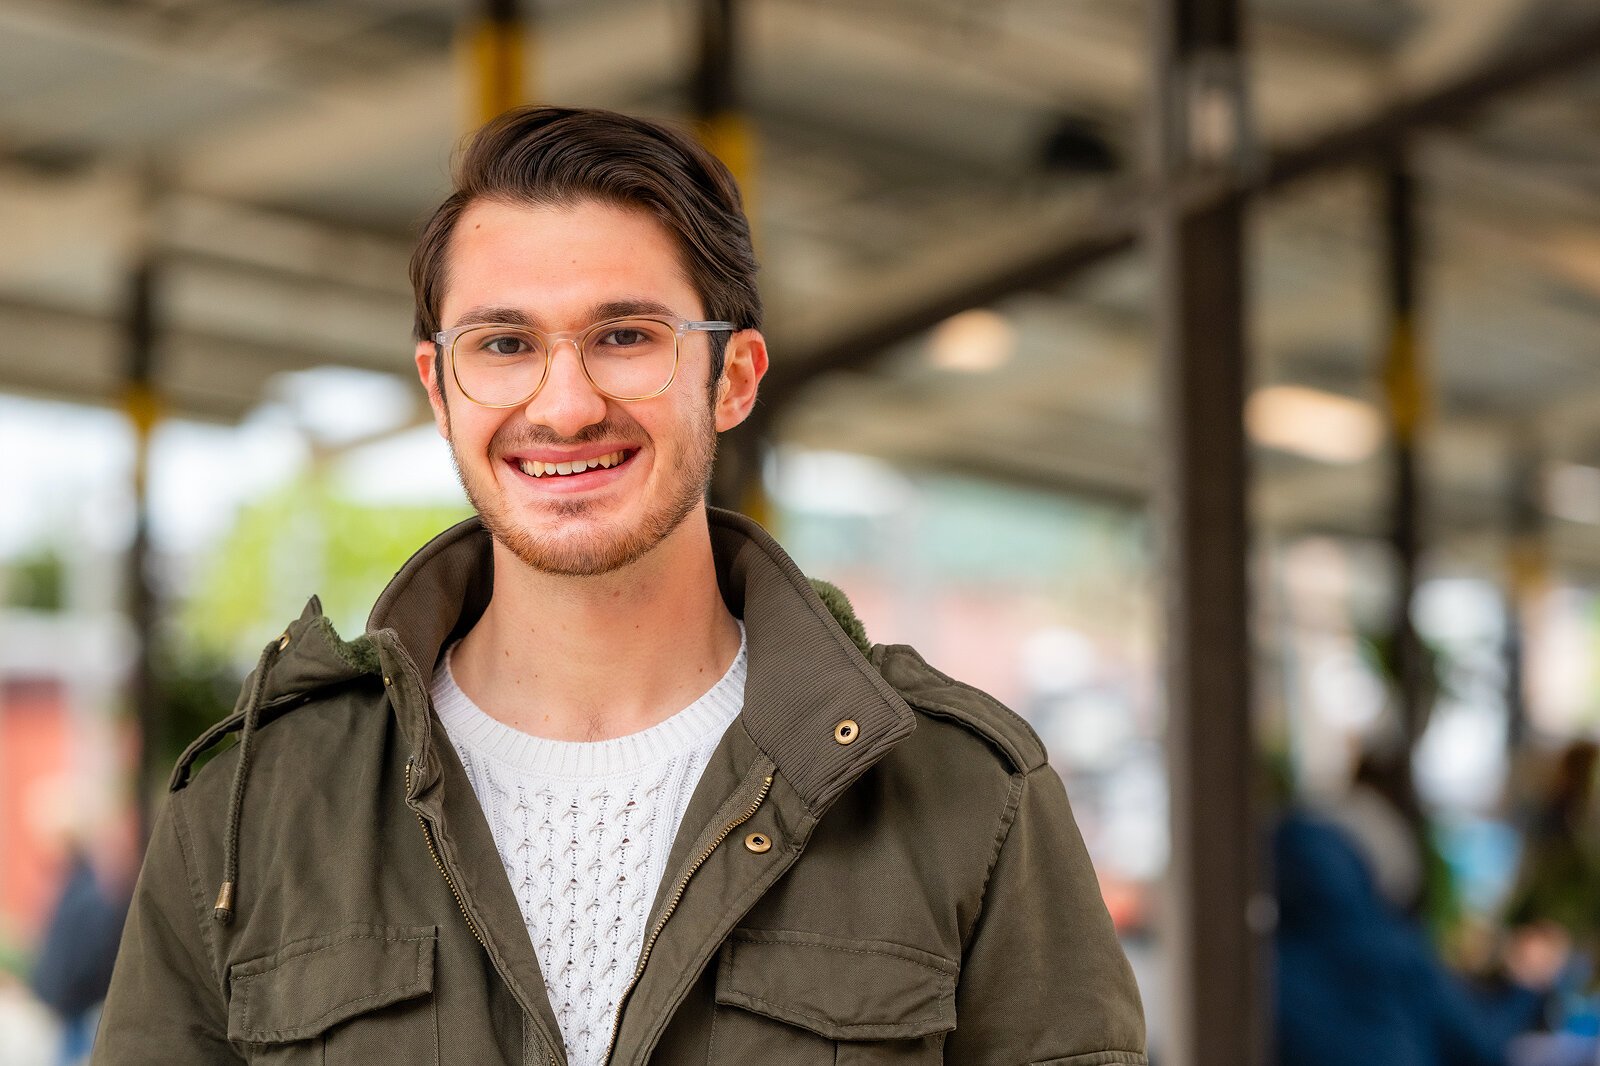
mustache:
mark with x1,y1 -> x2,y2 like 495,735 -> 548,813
488,416 -> 645,454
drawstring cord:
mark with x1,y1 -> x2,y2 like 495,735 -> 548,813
213,635 -> 284,924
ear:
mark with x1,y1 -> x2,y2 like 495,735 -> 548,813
415,340 -> 450,439
714,329 -> 769,433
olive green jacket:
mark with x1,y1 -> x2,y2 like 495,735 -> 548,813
94,510 -> 1146,1065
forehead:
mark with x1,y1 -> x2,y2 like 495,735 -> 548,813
440,198 -> 700,325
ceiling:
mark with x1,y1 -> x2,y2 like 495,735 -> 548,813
5,0 -> 1600,570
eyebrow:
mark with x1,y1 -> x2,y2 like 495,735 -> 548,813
449,298 -> 682,330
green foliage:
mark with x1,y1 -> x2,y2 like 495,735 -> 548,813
1259,743 -> 1298,810
0,929 -> 30,979
3,546 -> 67,611
179,474 -> 471,664
1503,837 -> 1600,937
1421,831 -> 1464,943
1356,628 -> 1456,706
151,647 -> 245,772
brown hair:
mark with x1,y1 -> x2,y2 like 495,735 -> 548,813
410,105 -> 761,385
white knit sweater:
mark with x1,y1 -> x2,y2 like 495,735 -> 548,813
430,627 -> 746,1066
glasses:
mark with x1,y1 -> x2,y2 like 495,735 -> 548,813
434,316 -> 737,407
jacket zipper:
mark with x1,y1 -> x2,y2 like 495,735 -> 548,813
406,758 -> 487,948
406,758 -> 559,1066
602,773 -> 774,1064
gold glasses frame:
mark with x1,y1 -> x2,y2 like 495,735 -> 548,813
434,316 -> 737,407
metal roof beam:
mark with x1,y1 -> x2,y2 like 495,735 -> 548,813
767,12 -> 1600,406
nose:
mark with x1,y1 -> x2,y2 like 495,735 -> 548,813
522,338 -> 608,438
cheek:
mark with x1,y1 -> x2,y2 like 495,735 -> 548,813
452,410 -> 507,457
662,399 -> 715,452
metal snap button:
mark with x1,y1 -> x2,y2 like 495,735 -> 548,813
834,719 -> 859,745
744,832 -> 772,854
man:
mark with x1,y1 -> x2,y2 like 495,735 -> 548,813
95,106 -> 1146,1065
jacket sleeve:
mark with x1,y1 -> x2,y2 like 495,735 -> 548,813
943,763 -> 1147,1066
91,791 -> 242,1065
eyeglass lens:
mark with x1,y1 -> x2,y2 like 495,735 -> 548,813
452,318 -> 678,404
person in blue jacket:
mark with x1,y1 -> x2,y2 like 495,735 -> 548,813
1274,810 -> 1542,1066
30,846 -> 130,1065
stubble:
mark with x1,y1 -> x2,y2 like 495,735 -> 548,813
447,406 -> 717,577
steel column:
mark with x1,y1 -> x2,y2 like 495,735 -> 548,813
1348,151 -> 1436,919
695,0 -> 768,521
1382,155 -> 1430,749
692,0 -> 753,189
1504,441 -> 1545,752
124,249 -> 163,835
1149,0 -> 1262,1064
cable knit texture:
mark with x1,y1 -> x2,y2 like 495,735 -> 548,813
431,626 -> 746,1066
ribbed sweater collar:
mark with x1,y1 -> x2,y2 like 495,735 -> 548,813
432,624 -> 746,778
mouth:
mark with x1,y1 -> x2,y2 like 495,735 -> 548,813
515,449 -> 630,478
503,447 -> 638,491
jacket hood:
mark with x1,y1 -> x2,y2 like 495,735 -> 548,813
173,594 -> 389,921
168,595 -> 378,793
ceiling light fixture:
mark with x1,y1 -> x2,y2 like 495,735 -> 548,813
1245,385 -> 1382,464
928,309 -> 1015,373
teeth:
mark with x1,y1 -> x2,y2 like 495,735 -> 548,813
517,450 -> 626,478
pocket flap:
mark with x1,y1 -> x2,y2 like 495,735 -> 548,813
228,924 -> 437,1043
714,929 -> 957,1041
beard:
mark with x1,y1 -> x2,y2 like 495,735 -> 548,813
447,404 -> 717,578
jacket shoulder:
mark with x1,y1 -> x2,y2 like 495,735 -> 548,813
171,677 -> 388,800
869,643 -> 1048,775
170,609 -> 384,792
805,575 -> 1045,775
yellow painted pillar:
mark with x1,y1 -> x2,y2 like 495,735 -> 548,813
1380,156 -> 1431,749
464,0 -> 531,125
123,245 -> 165,837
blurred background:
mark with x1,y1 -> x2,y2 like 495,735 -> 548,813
5,0 -> 1600,1063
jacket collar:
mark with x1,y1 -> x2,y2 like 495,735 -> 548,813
367,507 -> 916,812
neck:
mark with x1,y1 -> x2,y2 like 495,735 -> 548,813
450,509 -> 743,742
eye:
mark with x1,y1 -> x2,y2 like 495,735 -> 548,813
588,319 -> 673,354
597,326 -> 650,347
477,332 -> 535,356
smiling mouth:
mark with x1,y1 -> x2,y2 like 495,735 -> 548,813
514,449 -> 631,478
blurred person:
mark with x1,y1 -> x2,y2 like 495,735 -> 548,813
1318,748 -> 1427,914
1274,810 -> 1547,1066
1504,740 -> 1600,949
29,837 -> 133,1066
93,107 -> 1145,1065
1502,740 -> 1600,1036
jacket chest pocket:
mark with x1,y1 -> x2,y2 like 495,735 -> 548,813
228,924 -> 438,1065
709,930 -> 956,1066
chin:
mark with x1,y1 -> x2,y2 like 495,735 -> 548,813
481,494 -> 700,578
501,524 -> 654,577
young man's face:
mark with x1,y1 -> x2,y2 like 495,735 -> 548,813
415,198 -> 766,576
